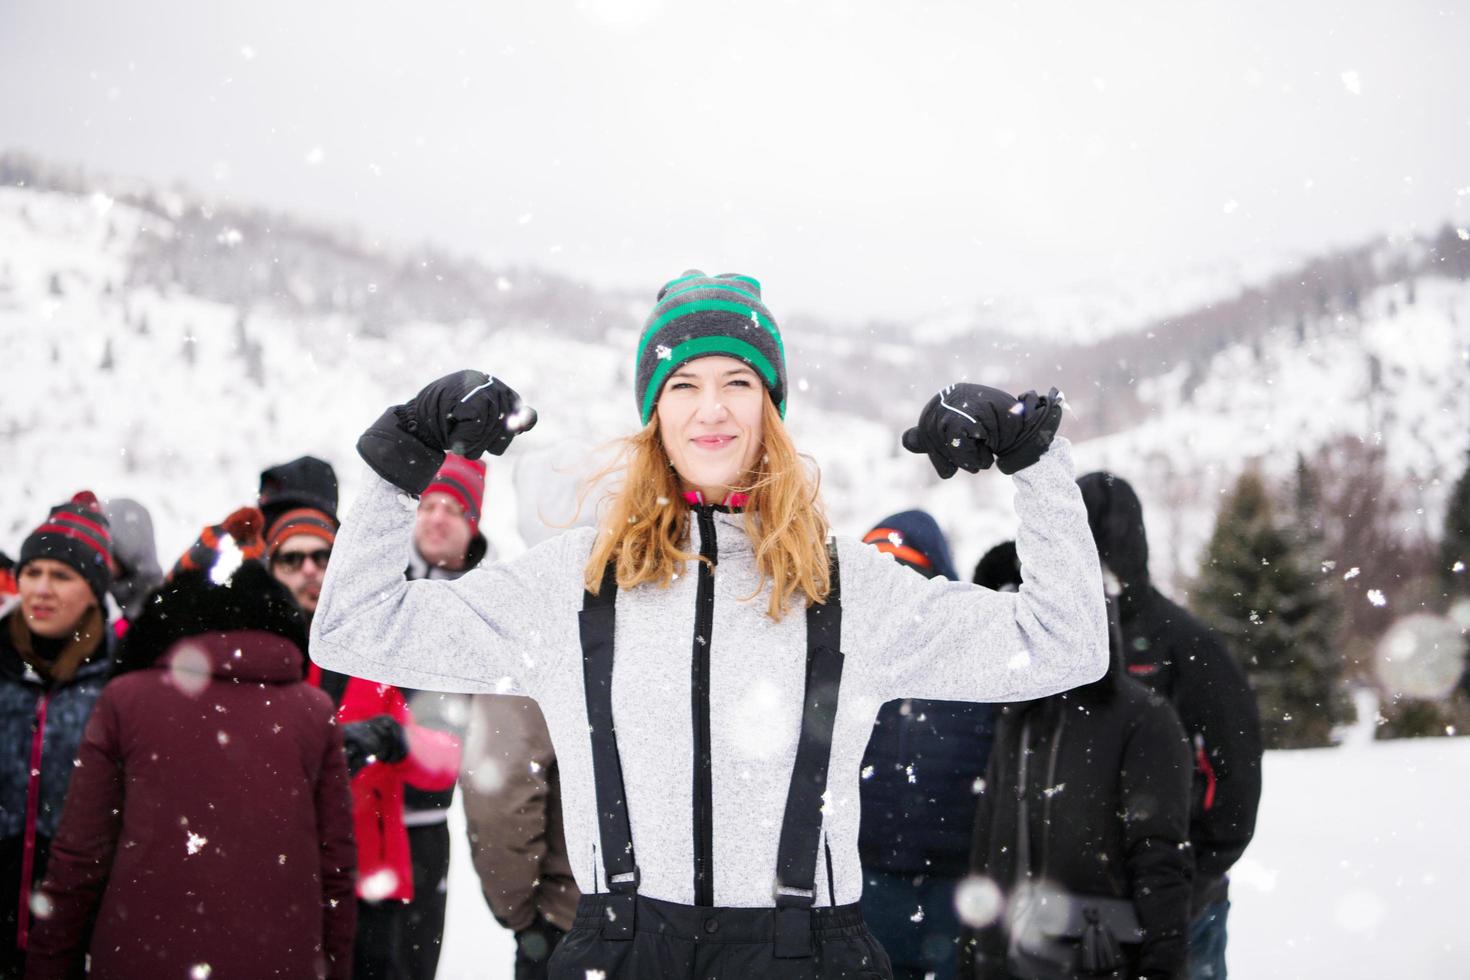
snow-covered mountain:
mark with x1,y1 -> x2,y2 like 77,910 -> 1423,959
3,156 -> 1468,597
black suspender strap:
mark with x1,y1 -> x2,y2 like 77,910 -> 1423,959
580,561 -> 639,940
772,540 -> 845,958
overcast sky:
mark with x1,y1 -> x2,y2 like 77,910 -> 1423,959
2,0 -> 1467,321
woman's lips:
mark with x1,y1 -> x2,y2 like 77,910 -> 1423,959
691,435 -> 735,449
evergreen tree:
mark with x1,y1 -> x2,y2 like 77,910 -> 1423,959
1192,466 -> 1349,748
1441,449 -> 1470,601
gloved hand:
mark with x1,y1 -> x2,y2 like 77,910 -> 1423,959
514,916 -> 567,965
902,383 -> 1064,477
170,506 -> 267,579
341,714 -> 409,775
357,371 -> 538,494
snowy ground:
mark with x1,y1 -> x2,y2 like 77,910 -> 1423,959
435,735 -> 1470,979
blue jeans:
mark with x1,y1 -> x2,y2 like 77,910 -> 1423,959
1188,899 -> 1230,980
863,869 -> 962,980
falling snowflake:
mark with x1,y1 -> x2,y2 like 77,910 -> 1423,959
909,904 -> 926,923
360,869 -> 399,901
861,765 -> 875,780
1343,567 -> 1361,581
1366,590 -> 1387,607
191,965 -> 213,980
887,531 -> 904,547
655,344 -> 673,361
1452,561 -> 1466,574
905,764 -> 917,785
953,876 -> 1003,928
1042,782 -> 1067,798
186,832 -> 208,856
507,401 -> 536,432
29,891 -> 53,920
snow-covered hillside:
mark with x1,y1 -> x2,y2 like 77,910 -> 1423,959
3,175 -> 1469,598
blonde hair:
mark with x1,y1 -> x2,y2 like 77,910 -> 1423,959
582,396 -> 831,620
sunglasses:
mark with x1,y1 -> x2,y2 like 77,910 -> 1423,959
272,548 -> 332,571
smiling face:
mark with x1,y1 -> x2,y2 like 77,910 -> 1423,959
18,558 -> 97,639
656,355 -> 766,503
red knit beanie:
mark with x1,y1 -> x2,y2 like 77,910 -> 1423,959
424,454 -> 487,532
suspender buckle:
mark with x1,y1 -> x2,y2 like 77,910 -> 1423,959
609,865 -> 641,893
600,864 -> 640,941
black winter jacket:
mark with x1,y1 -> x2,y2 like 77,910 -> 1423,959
1078,472 -> 1263,911
963,662 -> 1194,980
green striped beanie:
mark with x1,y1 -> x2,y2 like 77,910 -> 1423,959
634,270 -> 787,425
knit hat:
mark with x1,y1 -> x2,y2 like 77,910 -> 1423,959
265,508 -> 337,557
424,453 -> 488,533
861,510 -> 958,581
634,270 -> 787,425
19,491 -> 114,604
258,456 -> 339,531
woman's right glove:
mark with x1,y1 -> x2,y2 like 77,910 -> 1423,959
341,714 -> 409,775
902,383 -> 1064,478
357,370 -> 538,494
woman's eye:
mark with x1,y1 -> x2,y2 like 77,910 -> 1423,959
727,379 -> 752,388
669,381 -> 694,391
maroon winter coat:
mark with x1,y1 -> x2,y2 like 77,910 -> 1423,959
24,565 -> 358,980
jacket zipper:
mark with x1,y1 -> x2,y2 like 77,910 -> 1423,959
691,507 -> 718,906
18,692 -> 50,950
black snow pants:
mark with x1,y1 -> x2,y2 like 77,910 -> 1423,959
549,893 -> 892,979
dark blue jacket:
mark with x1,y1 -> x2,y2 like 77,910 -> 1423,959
857,511 -> 997,878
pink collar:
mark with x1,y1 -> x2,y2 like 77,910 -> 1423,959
681,490 -> 749,508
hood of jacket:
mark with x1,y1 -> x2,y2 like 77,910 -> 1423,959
104,497 -> 165,620
1077,471 -> 1151,611
113,560 -> 308,683
863,509 -> 958,581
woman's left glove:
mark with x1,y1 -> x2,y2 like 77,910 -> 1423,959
903,383 -> 1063,477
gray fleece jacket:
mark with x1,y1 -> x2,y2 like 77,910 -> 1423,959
310,438 -> 1107,909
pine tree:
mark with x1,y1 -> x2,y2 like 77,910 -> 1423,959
1192,466 -> 1349,748
1441,449 -> 1470,601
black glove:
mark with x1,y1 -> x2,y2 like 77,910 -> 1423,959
357,370 -> 538,494
514,916 -> 566,964
341,715 -> 409,775
902,383 -> 1063,477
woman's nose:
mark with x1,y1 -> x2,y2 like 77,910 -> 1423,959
696,389 -> 728,420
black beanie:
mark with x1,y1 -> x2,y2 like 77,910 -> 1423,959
633,270 -> 787,425
258,456 -> 339,530
19,491 -> 114,604
973,540 -> 1022,592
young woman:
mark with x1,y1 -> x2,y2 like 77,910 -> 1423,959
312,271 -> 1109,979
